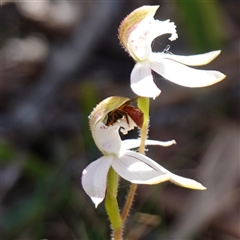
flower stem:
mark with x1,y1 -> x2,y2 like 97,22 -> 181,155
120,97 -> 150,232
105,167 -> 123,239
137,97 -> 150,154
121,183 -> 137,223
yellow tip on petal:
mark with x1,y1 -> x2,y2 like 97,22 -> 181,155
170,174 -> 207,190
118,5 -> 160,49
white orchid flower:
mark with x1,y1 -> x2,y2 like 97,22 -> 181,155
81,97 -> 206,208
118,5 -> 226,98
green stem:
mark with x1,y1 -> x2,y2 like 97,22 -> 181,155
137,97 -> 150,154
105,97 -> 150,239
105,167 -> 122,239
120,97 -> 150,229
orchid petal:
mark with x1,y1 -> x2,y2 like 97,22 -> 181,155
81,155 -> 113,208
131,62 -> 160,98
112,151 -> 171,184
150,55 -> 226,88
121,139 -> 176,150
170,174 -> 206,190
162,50 -> 221,66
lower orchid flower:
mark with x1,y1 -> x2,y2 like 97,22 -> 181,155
81,97 -> 206,208
118,5 -> 226,98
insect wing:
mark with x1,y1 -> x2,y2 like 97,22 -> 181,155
122,105 -> 143,128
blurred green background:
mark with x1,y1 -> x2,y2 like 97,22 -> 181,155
1,1 -> 239,239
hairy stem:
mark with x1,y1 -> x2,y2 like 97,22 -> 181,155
121,183 -> 137,223
120,97 -> 150,234
105,167 -> 122,239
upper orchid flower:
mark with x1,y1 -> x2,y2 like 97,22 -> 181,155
118,5 -> 226,98
81,96 -> 206,207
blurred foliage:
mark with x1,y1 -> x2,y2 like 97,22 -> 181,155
1,1 -> 239,240
176,0 -> 225,51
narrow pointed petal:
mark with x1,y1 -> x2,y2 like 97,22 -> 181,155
145,139 -> 176,146
112,151 -> 171,184
150,56 -> 226,88
170,174 -> 206,190
81,156 -> 113,207
121,139 -> 176,150
131,62 -> 160,98
162,50 -> 221,66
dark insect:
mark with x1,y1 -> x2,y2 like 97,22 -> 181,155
106,101 -> 143,128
